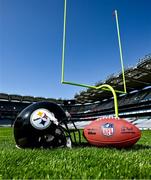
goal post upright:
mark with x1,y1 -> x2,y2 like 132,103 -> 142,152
61,0 -> 127,118
114,10 -> 127,94
61,0 -> 67,83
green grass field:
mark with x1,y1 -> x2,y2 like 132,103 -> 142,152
0,127 -> 151,179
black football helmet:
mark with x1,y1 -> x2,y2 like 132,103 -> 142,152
13,101 -> 81,148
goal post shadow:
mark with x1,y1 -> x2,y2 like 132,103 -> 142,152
61,0 -> 127,118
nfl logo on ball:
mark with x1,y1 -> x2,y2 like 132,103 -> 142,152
102,123 -> 114,136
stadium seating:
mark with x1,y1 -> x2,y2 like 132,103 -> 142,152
0,93 -> 9,101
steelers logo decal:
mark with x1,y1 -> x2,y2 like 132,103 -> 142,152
30,108 -> 58,130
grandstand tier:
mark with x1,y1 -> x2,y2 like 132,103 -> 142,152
75,54 -> 151,103
22,96 -> 34,102
9,94 -> 22,102
0,93 -> 9,101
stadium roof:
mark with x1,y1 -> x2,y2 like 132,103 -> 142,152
75,54 -> 151,103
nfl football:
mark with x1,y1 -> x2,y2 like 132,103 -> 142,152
83,117 -> 141,148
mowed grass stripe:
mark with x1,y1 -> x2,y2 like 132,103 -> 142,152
0,127 -> 151,179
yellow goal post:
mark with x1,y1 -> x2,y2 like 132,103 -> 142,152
61,0 -> 127,118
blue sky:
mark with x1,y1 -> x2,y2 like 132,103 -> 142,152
0,0 -> 151,99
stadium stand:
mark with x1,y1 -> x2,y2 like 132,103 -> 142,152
22,96 -> 34,103
0,93 -> 9,101
75,55 -> 151,103
33,97 -> 47,102
0,54 -> 151,129
9,94 -> 22,102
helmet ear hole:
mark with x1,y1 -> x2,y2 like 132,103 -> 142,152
55,128 -> 62,135
44,134 -> 55,142
39,127 -> 67,148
